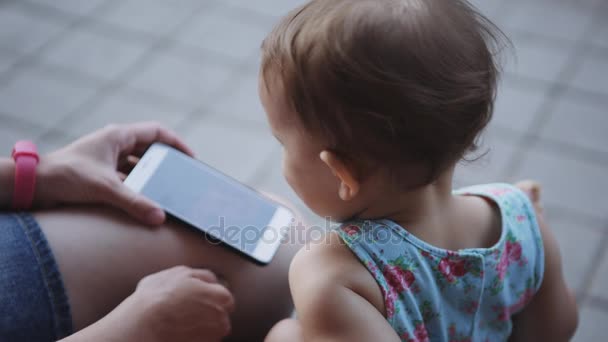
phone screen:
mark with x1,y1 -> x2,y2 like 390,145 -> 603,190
130,145 -> 284,257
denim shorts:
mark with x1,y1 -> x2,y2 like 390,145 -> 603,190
0,213 -> 73,341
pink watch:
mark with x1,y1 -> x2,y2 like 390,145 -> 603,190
11,140 -> 39,210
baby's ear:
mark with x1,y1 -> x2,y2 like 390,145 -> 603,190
319,151 -> 360,201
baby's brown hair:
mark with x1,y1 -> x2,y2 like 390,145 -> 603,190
261,0 -> 507,185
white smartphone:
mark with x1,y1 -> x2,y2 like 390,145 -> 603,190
124,143 -> 293,265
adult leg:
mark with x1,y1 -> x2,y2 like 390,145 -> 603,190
35,206 -> 303,341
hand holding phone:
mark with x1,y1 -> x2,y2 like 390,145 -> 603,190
124,143 -> 293,265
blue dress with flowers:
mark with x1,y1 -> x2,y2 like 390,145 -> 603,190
337,183 -> 544,342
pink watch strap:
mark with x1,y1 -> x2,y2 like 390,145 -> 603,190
12,140 -> 39,210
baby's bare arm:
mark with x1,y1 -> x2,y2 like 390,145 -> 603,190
277,232 -> 401,342
509,186 -> 578,341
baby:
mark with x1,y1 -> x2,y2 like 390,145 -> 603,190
258,0 -> 578,341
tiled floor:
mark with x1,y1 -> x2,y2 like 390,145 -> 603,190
0,0 -> 606,340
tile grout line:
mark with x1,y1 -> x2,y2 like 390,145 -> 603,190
172,47 -> 266,135
20,0 -> 164,43
507,28 -> 608,57
0,111 -> 49,134
8,1 -> 608,135
167,0 -> 281,134
577,229 -> 608,306
501,2 -> 605,179
162,41 -> 246,72
35,1 -> 225,142
246,145 -> 282,186
543,205 -> 608,232
1,1 -> 267,135
489,120 -> 608,170
0,0 -> 123,86
20,0 -> 250,68
533,138 -> 608,167
504,71 -> 608,108
582,295 -> 608,313
24,0 -> 262,72
490,0 -> 515,23
492,4 -> 608,306
16,60 -> 204,114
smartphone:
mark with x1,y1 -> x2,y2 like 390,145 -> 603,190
124,143 -> 293,265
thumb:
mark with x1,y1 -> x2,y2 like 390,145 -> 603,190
105,182 -> 166,225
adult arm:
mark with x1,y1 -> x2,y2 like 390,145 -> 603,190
0,122 -> 194,224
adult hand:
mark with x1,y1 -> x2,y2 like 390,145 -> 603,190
62,266 -> 235,342
35,122 -> 194,225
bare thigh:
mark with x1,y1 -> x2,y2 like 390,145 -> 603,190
35,206 -> 301,341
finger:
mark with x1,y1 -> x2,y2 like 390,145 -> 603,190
219,314 -> 232,338
515,180 -> 544,214
104,181 -> 166,225
117,155 -> 140,175
165,265 -> 194,276
200,283 -> 236,313
138,265 -> 190,285
116,155 -> 139,175
199,311 -> 232,341
209,314 -> 232,339
118,122 -> 195,158
117,171 -> 127,182
188,268 -> 220,283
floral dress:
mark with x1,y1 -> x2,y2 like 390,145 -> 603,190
337,184 -> 544,342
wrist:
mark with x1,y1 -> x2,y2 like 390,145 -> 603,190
10,141 -> 40,210
60,294 -> 155,342
33,154 -> 64,208
0,158 -> 16,208
0,155 -> 55,209
75,296 -> 154,342
108,294 -> 159,342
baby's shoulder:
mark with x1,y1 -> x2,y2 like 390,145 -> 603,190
291,230 -> 369,285
289,230 -> 386,314
288,232 -> 403,341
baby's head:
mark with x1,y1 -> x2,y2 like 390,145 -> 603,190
259,0 -> 506,221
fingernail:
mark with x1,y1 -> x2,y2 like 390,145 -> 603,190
146,208 -> 165,224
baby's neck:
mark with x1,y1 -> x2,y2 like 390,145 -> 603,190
355,169 -> 501,251
356,169 -> 460,236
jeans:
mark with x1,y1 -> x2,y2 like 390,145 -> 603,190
0,213 -> 72,341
